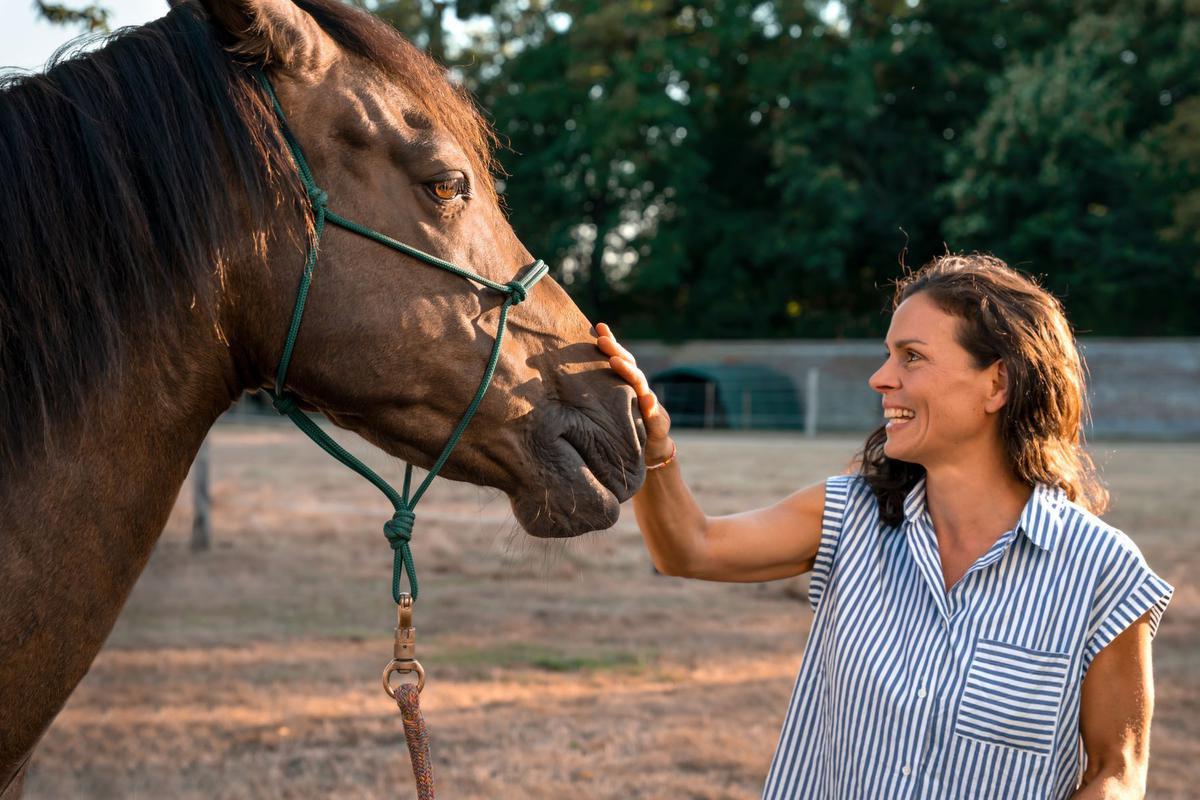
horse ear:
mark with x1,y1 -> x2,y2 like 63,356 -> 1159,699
198,0 -> 336,72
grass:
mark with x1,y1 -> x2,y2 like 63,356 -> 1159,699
436,641 -> 652,674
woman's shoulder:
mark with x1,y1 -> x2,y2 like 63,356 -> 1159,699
823,472 -> 875,507
825,471 -> 871,492
819,472 -> 882,532
1045,487 -> 1150,566
1044,487 -> 1175,660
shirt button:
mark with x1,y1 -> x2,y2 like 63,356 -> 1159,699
901,765 -> 912,777
917,688 -> 927,698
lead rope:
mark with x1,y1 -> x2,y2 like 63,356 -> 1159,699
396,684 -> 435,799
387,594 -> 433,799
254,70 -> 548,798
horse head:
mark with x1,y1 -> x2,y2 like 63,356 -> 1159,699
203,0 -> 646,536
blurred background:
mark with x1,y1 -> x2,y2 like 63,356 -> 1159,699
7,1 -> 1198,797
12,0 -> 1200,339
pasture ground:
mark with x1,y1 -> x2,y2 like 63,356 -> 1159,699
23,424 -> 1200,798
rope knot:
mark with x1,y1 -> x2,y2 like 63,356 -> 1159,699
505,280 -> 528,305
384,509 -> 416,549
308,186 -> 328,210
272,392 -> 297,415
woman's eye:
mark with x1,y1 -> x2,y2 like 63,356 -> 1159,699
426,176 -> 468,202
905,350 -> 921,363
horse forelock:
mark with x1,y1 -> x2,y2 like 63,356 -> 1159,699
0,0 -> 499,472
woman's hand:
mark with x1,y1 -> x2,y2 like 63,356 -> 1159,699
596,322 -> 824,581
595,322 -> 673,465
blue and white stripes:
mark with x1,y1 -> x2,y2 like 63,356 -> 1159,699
953,639 -> 1069,755
762,475 -> 1173,800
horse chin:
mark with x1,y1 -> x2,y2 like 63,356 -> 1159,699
510,482 -> 621,539
510,439 -> 626,538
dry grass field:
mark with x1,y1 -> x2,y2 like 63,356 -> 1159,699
21,423 -> 1199,799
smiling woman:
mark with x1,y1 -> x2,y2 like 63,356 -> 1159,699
598,252 -> 1173,799
861,254 -> 1108,528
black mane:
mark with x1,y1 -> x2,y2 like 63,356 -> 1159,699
0,3 -> 296,470
0,0 -> 496,471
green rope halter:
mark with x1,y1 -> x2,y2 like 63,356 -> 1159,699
255,70 -> 549,602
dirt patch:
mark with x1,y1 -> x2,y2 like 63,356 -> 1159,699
22,426 -> 1200,798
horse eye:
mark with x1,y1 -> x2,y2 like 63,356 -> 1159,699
426,176 -> 467,202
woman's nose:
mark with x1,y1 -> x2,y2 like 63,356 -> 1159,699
869,359 -> 898,394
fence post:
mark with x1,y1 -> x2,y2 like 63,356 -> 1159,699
805,367 -> 820,438
704,382 -> 716,429
191,435 -> 211,552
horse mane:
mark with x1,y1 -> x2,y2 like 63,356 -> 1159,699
0,0 -> 497,471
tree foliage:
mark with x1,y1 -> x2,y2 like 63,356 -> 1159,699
456,0 -> 1200,337
34,0 -> 110,32
31,0 -> 1200,337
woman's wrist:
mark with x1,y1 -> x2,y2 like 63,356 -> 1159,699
645,438 -> 676,470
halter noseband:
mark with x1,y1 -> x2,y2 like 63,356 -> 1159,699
254,70 -> 549,604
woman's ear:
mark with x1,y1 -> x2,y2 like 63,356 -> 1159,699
984,359 -> 1009,415
198,0 -> 335,72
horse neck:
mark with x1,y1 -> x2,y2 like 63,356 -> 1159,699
0,305 -> 238,780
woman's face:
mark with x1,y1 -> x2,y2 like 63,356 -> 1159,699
868,292 -> 1005,468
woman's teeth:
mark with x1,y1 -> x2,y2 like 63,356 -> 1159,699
884,408 -> 915,420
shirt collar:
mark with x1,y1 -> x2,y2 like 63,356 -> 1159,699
901,477 -> 1066,552
901,477 -> 929,525
1016,482 -> 1067,551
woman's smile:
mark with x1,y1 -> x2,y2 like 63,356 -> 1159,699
883,405 -> 916,431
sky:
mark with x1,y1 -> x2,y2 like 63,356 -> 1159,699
2,0 -> 173,72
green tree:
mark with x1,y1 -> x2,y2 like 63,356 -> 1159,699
479,0 -> 796,336
361,0 -> 503,64
31,0 -> 1200,336
942,1 -> 1200,334
482,0 -> 1200,337
1151,95 -> 1200,275
33,0 -> 110,32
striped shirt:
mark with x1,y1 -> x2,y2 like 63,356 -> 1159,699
763,474 -> 1174,799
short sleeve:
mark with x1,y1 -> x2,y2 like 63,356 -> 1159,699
1082,534 -> 1173,670
808,474 -> 857,613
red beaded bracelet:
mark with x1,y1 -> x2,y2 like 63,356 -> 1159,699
645,440 -> 677,471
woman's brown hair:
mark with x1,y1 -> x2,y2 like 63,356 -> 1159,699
858,253 -> 1108,526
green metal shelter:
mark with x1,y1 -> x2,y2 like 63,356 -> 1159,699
648,363 -> 803,430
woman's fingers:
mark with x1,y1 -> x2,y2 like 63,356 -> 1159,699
637,390 -> 658,417
597,323 -> 672,440
609,355 -> 650,395
595,323 -> 638,364
597,336 -> 637,365
639,390 -> 672,439
614,357 -> 671,436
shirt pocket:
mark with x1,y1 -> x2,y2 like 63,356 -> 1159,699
952,638 -> 1070,756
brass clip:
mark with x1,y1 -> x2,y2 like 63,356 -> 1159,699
382,593 -> 426,697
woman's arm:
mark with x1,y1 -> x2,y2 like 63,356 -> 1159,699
597,323 -> 826,582
1072,609 -> 1156,799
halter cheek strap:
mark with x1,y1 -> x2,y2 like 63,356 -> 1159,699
254,70 -> 549,603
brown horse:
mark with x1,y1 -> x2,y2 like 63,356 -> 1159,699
0,0 -> 645,793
